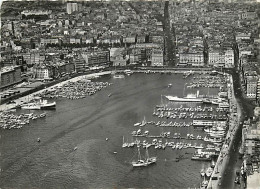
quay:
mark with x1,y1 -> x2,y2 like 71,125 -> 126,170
117,67 -> 212,74
207,74 -> 242,189
0,71 -> 112,112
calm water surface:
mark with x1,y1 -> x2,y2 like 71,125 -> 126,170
1,73 -> 221,188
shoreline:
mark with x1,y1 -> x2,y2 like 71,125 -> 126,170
0,71 -> 112,112
207,74 -> 242,189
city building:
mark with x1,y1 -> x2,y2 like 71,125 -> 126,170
0,66 -> 22,90
257,78 -> 260,104
246,77 -> 258,99
67,2 -> 80,15
151,48 -> 164,67
81,50 -> 110,67
208,49 -> 234,68
110,48 -> 127,67
179,52 -> 204,67
33,65 -> 53,80
22,52 -> 45,66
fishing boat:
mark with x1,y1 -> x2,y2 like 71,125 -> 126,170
132,146 -> 156,167
205,167 -> 213,177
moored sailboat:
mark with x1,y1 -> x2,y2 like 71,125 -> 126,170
132,146 -> 156,167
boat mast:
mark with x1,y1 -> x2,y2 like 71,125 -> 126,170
145,146 -> 149,160
183,83 -> 187,97
160,95 -> 164,106
143,116 -> 146,124
137,145 -> 142,161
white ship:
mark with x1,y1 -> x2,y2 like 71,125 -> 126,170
21,99 -> 56,110
165,91 -> 203,102
132,146 -> 156,167
21,103 -> 41,110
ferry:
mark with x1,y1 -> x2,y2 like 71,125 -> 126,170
21,99 -> 56,110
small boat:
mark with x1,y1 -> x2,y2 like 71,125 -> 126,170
200,169 -> 205,177
113,74 -> 125,79
211,160 -> 216,168
205,167 -> 213,177
122,136 -> 128,148
74,146 -> 78,151
39,113 -> 46,118
139,116 -> 147,127
37,138 -> 41,142
234,176 -> 240,184
168,83 -> 172,88
108,93 -> 112,97
134,122 -> 141,127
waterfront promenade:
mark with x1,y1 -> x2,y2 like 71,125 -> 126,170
0,71 -> 112,112
207,74 -> 242,189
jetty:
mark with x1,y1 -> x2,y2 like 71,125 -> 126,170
0,71 -> 112,112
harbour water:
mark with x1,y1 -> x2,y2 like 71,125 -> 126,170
0,73 -> 225,188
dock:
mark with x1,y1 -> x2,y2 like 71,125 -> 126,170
0,71 -> 112,112
207,75 -> 242,189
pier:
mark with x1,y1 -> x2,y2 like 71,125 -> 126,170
0,71 -> 112,112
207,75 -> 242,189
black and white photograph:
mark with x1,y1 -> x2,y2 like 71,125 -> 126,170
0,0 -> 260,188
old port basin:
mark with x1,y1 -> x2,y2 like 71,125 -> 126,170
0,69 -> 240,188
